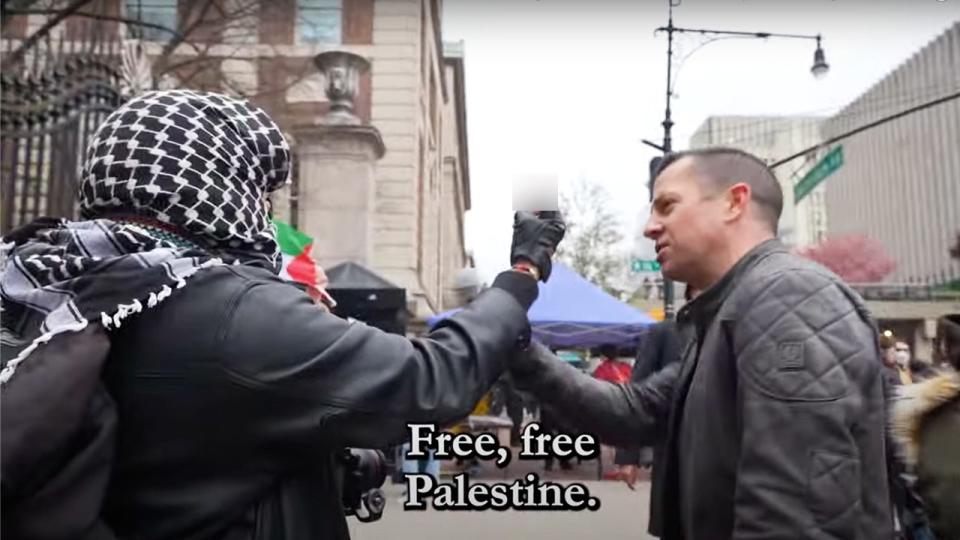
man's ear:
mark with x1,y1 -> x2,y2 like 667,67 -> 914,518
725,182 -> 751,223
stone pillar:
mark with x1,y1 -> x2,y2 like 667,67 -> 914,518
291,51 -> 385,269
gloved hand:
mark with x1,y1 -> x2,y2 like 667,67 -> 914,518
510,211 -> 566,282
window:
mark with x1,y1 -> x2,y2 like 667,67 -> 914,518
297,0 -> 342,44
126,0 -> 177,42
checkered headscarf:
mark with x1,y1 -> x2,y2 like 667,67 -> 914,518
79,89 -> 291,267
1,90 -> 292,384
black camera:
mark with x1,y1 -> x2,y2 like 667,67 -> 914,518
340,448 -> 387,523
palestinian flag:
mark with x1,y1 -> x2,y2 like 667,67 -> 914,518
273,218 -> 337,308
273,218 -> 318,286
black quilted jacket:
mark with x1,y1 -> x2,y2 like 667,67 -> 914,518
513,240 -> 893,540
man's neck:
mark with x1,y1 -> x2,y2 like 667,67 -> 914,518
696,231 -> 776,290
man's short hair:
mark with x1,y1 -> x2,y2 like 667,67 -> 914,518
656,147 -> 783,233
937,313 -> 960,369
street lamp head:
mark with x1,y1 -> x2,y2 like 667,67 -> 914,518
811,38 -> 829,78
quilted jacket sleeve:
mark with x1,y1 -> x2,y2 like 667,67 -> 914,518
730,269 -> 888,539
614,322 -> 681,465
511,341 -> 678,447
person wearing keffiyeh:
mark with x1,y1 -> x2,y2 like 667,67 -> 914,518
0,90 -> 565,540
2,90 -> 289,379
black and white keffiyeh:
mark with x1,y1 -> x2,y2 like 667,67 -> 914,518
1,90 -> 291,384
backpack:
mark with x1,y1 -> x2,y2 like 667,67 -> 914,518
1,324 -> 120,539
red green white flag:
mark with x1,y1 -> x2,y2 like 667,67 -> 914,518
273,218 -> 318,287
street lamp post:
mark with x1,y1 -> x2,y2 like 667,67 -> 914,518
648,1 -> 828,320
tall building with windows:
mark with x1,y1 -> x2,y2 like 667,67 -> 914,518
1,0 -> 473,320
821,22 -> 960,287
688,115 -> 825,247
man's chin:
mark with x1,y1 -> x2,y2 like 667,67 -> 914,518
660,262 -> 681,281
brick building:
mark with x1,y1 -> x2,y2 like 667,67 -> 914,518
1,0 -> 472,320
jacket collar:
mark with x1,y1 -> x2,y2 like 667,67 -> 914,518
677,238 -> 786,329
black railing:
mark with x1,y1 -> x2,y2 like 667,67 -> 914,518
1,56 -> 123,232
850,283 -> 960,302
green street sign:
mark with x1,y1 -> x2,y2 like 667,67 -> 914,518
794,146 -> 843,203
631,259 -> 661,273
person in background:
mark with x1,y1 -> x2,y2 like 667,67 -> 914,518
614,285 -> 697,538
592,344 -> 632,384
895,341 -> 917,385
881,333 -> 934,539
540,402 -> 574,472
892,313 -> 960,540
897,340 -> 936,382
502,375 -> 526,447
882,334 -> 903,387
892,340 -> 936,384
399,442 -> 440,485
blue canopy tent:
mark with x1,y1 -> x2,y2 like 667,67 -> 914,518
427,263 -> 656,349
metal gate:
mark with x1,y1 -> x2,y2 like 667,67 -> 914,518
1,57 -> 124,233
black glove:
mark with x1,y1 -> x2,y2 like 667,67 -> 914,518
510,211 -> 566,282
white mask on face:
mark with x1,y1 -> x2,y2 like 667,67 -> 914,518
894,350 -> 911,367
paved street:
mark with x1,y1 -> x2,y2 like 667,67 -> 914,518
349,481 -> 655,540
348,449 -> 657,540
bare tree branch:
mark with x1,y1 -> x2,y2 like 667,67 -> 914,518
6,0 -> 316,102
7,0 -> 96,63
2,0 -> 43,23
557,178 -> 627,295
7,7 -> 184,40
159,54 -> 221,76
153,0 -> 218,74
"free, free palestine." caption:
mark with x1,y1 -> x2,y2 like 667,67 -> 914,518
402,422 -> 602,511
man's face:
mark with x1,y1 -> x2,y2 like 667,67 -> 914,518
881,346 -> 897,368
644,159 -> 728,285
894,342 -> 911,367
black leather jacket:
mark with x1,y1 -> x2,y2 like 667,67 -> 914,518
513,241 -> 893,540
101,264 -> 536,540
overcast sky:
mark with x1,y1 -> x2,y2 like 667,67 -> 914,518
442,0 -> 959,283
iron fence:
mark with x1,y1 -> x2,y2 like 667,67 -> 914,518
1,56 -> 123,232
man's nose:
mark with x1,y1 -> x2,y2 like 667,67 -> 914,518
644,216 -> 663,240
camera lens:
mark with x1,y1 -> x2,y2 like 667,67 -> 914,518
364,490 -> 386,515
348,448 -> 387,491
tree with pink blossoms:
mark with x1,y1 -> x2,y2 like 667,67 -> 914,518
797,234 -> 897,283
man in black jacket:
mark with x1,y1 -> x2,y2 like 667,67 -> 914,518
512,147 -> 892,539
0,90 -> 565,540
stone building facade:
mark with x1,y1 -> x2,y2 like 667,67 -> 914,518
1,0 -> 472,320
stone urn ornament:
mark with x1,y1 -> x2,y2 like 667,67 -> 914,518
313,50 -> 370,126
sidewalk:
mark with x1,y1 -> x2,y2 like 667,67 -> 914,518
409,444 -> 652,484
